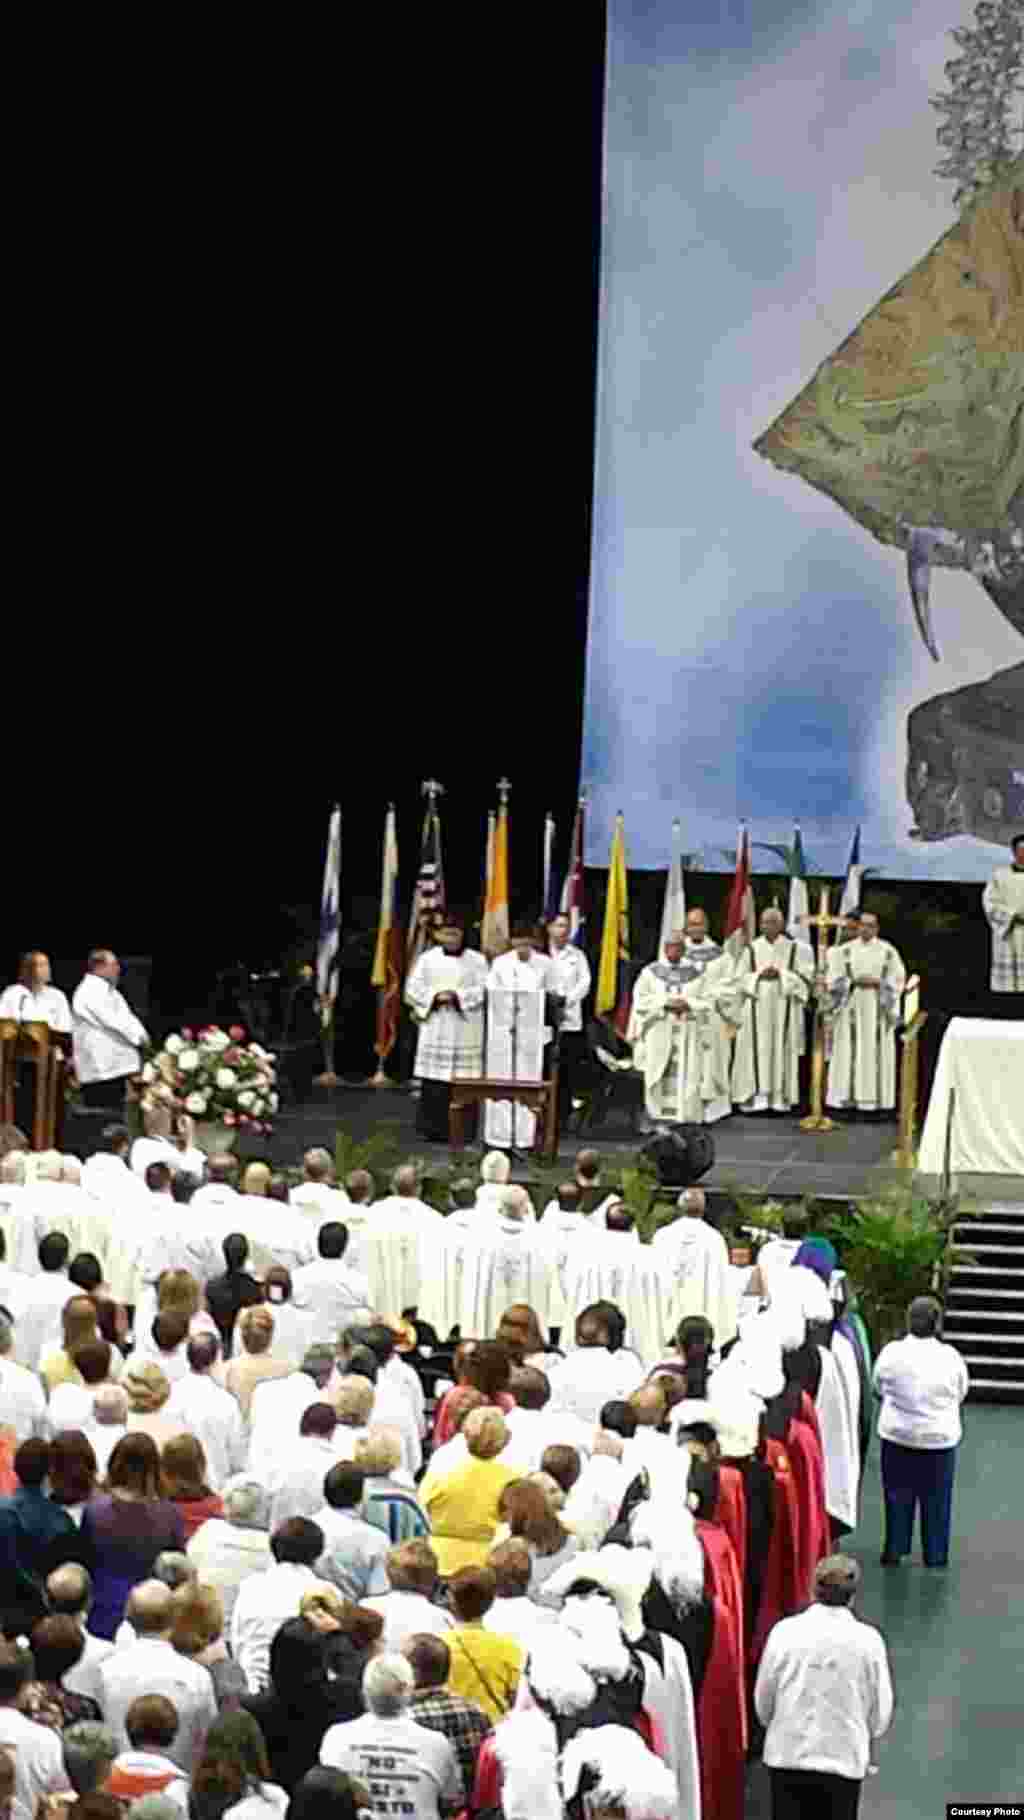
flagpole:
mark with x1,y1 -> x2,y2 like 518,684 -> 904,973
368,803 -> 400,1089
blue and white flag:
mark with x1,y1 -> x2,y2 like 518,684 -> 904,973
838,824 -> 863,920
317,804 -> 341,1026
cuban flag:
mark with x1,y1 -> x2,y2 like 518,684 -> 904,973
560,799 -> 586,947
317,805 -> 341,1028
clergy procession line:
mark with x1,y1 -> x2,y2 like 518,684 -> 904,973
0,1121 -> 974,1819
407,903 -> 910,1142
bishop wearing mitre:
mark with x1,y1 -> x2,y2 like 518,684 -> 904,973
731,905 -> 814,1112
405,913 -> 489,1142
629,924 -> 735,1126
824,909 -> 906,1114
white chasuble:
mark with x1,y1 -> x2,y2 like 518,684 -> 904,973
459,1217 -> 555,1338
982,864 -> 1024,992
561,1229 -> 664,1366
417,1210 -> 482,1338
731,936 -> 813,1110
405,945 -> 488,1081
483,954 -> 548,1148
824,937 -> 905,1111
630,955 -> 732,1126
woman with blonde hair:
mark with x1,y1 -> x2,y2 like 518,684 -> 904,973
171,1582 -> 246,1708
160,1434 -> 224,1541
419,1409 -> 522,1575
123,1362 -> 183,1450
241,1162 -> 271,1197
224,1307 -> 291,1418
40,1297 -> 100,1393
79,1433 -> 184,1636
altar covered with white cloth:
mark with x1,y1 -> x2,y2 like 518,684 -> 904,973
917,1018 -> 1024,1182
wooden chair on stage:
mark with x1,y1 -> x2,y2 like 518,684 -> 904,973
0,1020 -> 72,1150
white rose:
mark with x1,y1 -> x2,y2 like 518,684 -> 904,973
141,1063 -> 157,1083
165,1034 -> 185,1055
185,1092 -> 208,1115
205,1031 -> 231,1053
178,1050 -> 199,1072
251,1098 -> 265,1116
237,1090 -> 255,1110
216,1068 -> 237,1089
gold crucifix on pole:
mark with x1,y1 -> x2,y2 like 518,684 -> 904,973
799,883 -> 847,1133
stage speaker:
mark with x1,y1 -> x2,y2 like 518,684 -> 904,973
639,1123 -> 716,1186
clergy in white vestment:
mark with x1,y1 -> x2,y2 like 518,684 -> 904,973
416,1191 -> 483,1340
731,907 -> 814,1112
560,1202 -> 664,1367
483,926 -> 551,1150
358,1164 -> 442,1318
982,833 -> 1024,993
20,1151 -> 83,1254
650,1189 -> 738,1352
630,930 -> 736,1127
405,915 -> 489,1143
539,1182 -> 590,1325
548,1307 -> 646,1426
824,911 -> 906,1113
458,1185 -> 555,1340
130,1105 -> 206,1180
71,949 -> 149,1108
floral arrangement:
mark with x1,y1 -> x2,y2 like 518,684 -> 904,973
141,1023 -> 279,1134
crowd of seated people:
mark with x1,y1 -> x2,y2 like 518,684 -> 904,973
0,1126 -> 891,1820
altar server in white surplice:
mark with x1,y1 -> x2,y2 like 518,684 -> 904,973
824,911 -> 906,1113
459,1185 -> 554,1340
405,916 -> 488,1143
651,1188 -> 738,1352
629,930 -> 734,1126
731,906 -> 814,1112
983,833 -> 1024,993
358,1164 -> 442,1317
561,1200 -> 664,1366
483,927 -> 551,1150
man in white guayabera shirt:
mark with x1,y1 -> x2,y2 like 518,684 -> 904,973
72,950 -> 149,1112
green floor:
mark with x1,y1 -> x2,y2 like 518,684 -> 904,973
745,1403 -> 1024,1815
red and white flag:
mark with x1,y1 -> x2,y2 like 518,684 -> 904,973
724,824 -> 755,957
560,798 -> 586,947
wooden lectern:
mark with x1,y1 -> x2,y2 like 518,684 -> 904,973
0,1020 -> 72,1150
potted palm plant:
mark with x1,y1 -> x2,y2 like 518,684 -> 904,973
817,1182 -> 974,1351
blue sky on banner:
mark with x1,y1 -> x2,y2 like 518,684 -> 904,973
581,0 -> 1021,880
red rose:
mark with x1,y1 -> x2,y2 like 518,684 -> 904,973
182,1028 -> 195,1041
225,1048 -> 241,1065
223,1111 -> 237,1126
228,1024 -> 246,1041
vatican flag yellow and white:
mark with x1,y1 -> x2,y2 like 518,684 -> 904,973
481,802 -> 509,957
597,812 -> 631,1033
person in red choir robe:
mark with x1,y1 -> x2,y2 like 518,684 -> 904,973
787,1397 -> 830,1604
750,1429 -> 802,1669
673,1400 -> 748,1595
631,1495 -> 743,1820
707,1369 -> 776,1652
688,1456 -> 747,1769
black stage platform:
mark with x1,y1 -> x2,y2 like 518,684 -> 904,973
260,1082 -> 905,1204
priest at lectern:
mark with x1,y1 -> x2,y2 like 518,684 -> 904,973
484,925 -> 551,1150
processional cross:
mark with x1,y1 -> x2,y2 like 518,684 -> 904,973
799,883 -> 847,1134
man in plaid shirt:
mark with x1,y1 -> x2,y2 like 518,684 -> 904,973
403,1633 -> 492,1802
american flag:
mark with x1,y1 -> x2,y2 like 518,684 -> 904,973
317,805 -> 341,1027
406,796 -> 446,971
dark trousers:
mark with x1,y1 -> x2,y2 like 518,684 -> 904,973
79,1076 -> 131,1112
556,1029 -> 586,1131
880,1438 -> 957,1565
770,1767 -> 862,1819
415,1078 -> 451,1143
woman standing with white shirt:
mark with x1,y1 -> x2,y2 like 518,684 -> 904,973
872,1295 -> 969,1569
